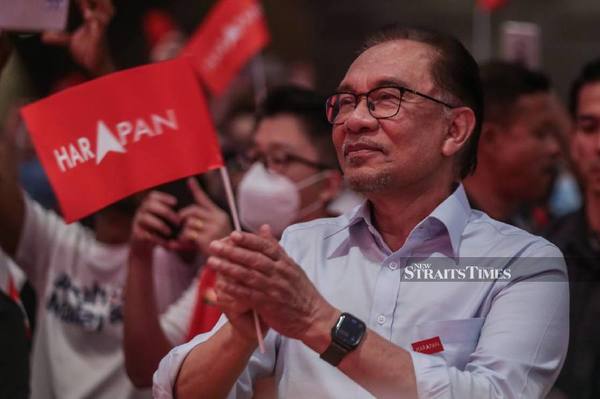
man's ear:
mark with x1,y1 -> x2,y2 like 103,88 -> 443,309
319,170 -> 343,203
441,107 -> 476,158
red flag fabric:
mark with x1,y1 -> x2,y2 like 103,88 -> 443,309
21,58 -> 223,223
187,267 -> 222,340
477,0 -> 508,11
184,0 -> 270,96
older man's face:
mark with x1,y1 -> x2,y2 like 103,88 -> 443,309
572,81 -> 600,194
332,40 -> 453,194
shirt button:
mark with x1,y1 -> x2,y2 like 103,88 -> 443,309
376,314 -> 386,325
388,262 -> 398,270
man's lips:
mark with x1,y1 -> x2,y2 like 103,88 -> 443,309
343,142 -> 384,156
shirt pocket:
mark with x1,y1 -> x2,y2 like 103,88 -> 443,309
414,317 -> 484,369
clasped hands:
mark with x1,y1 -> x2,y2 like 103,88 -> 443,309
206,226 -> 338,348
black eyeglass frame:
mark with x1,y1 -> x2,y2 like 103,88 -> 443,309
240,149 -> 332,171
325,85 -> 459,125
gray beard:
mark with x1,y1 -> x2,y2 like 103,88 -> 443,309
346,171 -> 394,193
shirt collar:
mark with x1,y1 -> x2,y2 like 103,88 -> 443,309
328,184 -> 471,258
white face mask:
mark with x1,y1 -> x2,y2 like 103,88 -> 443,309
237,162 -> 329,237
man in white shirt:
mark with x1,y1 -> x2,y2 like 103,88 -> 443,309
154,26 -> 569,399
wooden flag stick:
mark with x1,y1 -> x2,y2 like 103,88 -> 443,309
219,166 -> 265,353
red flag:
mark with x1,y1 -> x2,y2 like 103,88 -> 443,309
184,0 -> 270,96
477,0 -> 508,11
21,58 -> 223,223
187,267 -> 222,340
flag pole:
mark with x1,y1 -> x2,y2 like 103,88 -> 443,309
218,166 -> 266,353
215,53 -> 269,352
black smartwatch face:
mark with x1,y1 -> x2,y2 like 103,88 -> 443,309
334,313 -> 366,348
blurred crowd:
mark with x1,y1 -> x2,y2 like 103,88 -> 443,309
0,1 -> 599,399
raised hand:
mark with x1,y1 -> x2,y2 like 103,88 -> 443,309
42,0 -> 115,76
171,177 -> 232,255
130,191 -> 180,256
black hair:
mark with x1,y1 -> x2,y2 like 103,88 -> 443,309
257,85 -> 338,168
569,57 -> 600,117
480,61 -> 550,125
362,25 -> 483,179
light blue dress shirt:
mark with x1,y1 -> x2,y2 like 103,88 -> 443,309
153,184 -> 569,399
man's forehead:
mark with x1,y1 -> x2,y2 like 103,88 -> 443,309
578,81 -> 600,113
253,114 -> 312,151
338,39 -> 437,91
512,92 -> 563,124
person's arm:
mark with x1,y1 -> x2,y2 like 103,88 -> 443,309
0,0 -> 114,256
171,229 -> 275,399
0,33 -> 24,255
0,131 -> 26,258
124,178 -> 232,387
175,321 -> 259,399
208,230 -> 569,399
124,190 -> 180,387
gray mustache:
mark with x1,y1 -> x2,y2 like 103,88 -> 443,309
342,140 -> 385,154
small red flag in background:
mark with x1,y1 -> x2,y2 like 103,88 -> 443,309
477,0 -> 508,11
187,267 -> 222,340
21,58 -> 223,223
184,0 -> 270,96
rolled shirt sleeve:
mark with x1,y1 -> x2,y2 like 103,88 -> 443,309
153,315 -> 279,399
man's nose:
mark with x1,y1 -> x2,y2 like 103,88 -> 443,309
344,99 -> 378,134
546,135 -> 562,159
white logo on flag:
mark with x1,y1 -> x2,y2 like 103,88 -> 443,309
95,120 -> 127,164
52,109 -> 179,173
204,4 -> 263,72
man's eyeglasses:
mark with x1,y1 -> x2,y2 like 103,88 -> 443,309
325,86 -> 458,125
240,148 -> 331,170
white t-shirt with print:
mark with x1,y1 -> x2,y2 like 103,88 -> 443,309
16,197 -> 197,399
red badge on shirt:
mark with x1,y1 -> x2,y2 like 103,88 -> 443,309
412,336 -> 444,354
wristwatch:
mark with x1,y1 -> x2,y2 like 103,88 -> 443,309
320,312 -> 366,366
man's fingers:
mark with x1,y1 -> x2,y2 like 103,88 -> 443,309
178,229 -> 198,242
207,256 -> 270,289
214,274 -> 268,306
133,225 -> 168,248
208,240 -> 274,275
187,177 -> 216,209
137,213 -> 172,237
178,205 -> 211,221
147,190 -> 177,206
228,231 -> 281,261
258,224 -> 274,239
143,200 -> 179,226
